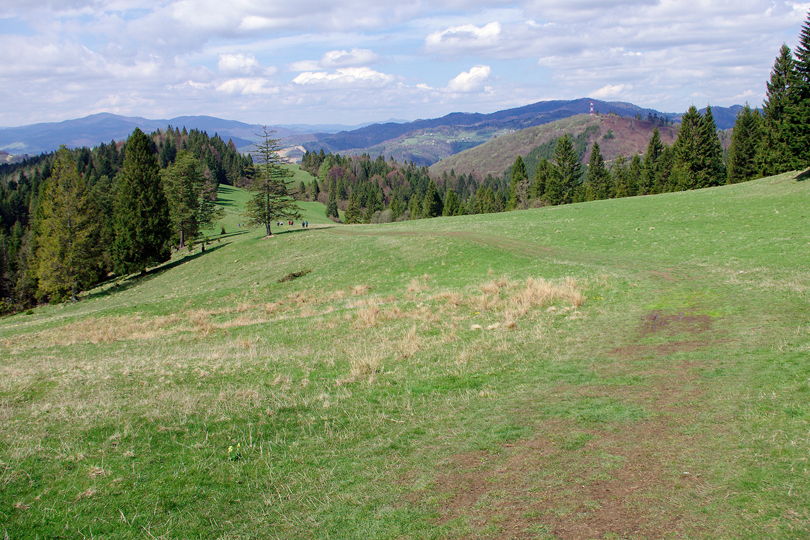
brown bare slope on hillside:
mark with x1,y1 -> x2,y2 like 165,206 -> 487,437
430,114 -> 677,179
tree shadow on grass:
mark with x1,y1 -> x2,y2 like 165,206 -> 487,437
795,169 -> 810,182
210,230 -> 248,241
215,185 -> 242,207
268,225 -> 335,236
84,243 -> 230,301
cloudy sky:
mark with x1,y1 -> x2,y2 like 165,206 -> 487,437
1,1 -> 808,127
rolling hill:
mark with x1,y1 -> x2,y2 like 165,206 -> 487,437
1,171 -> 808,538
302,99 -> 740,166
430,114 -> 679,178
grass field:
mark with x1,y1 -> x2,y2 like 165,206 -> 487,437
1,172 -> 809,538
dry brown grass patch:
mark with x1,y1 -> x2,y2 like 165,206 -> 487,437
431,291 -> 464,307
479,277 -> 510,295
338,346 -> 383,384
355,305 -> 382,328
23,314 -> 184,348
399,325 -> 421,358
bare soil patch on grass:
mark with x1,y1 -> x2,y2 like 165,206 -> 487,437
419,309 -> 720,538
641,310 -> 713,336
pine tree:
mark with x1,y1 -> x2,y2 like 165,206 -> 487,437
727,105 -> 763,184
244,127 -> 300,236
422,180 -> 443,217
786,11 -> 810,167
546,135 -> 581,205
585,142 -> 610,200
758,45 -> 800,174
507,155 -> 529,209
112,128 -> 171,275
34,147 -> 101,301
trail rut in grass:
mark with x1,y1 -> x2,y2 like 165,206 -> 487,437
417,307 -> 723,539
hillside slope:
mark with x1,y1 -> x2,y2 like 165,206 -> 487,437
430,114 -> 678,178
1,172 -> 808,538
302,100 -> 739,165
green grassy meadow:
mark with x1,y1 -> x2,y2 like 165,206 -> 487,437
1,172 -> 809,538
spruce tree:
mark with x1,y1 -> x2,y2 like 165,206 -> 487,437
546,135 -> 581,205
162,150 -> 222,249
408,193 -> 422,219
585,142 -> 610,200
507,155 -> 529,209
344,193 -> 362,223
641,128 -> 664,194
698,106 -> 726,187
530,158 -> 553,201
326,189 -> 339,220
35,147 -> 101,301
422,180 -> 443,217
786,11 -> 810,167
758,45 -> 799,174
244,127 -> 300,236
112,128 -> 171,275
671,106 -> 704,190
727,105 -> 763,184
611,156 -> 632,198
442,189 -> 461,216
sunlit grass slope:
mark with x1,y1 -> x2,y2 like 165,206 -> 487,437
1,172 -> 808,538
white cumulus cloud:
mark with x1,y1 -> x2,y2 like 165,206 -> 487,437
216,77 -> 278,95
290,48 -> 379,72
218,53 -> 260,74
426,22 -> 501,53
292,67 -> 394,87
446,65 -> 492,92
591,83 -> 632,99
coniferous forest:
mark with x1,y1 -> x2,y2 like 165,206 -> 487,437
0,127 -> 253,311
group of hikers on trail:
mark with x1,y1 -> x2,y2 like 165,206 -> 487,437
275,220 -> 310,228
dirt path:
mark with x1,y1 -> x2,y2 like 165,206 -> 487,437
416,308 -> 722,539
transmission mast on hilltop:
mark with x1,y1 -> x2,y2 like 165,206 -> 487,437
589,101 -> 596,116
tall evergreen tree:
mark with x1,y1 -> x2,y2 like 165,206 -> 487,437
758,45 -> 800,174
641,128 -> 664,194
442,189 -> 461,216
585,142 -> 610,200
530,158 -> 553,201
671,106 -> 704,190
326,189 -> 339,220
112,128 -> 171,275
422,180 -> 443,217
546,135 -> 581,205
786,11 -> 810,167
34,148 -> 101,301
727,105 -> 763,184
244,127 -> 300,236
162,150 -> 222,249
698,106 -> 726,187
344,192 -> 362,223
507,155 -> 529,209
611,156 -> 632,198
